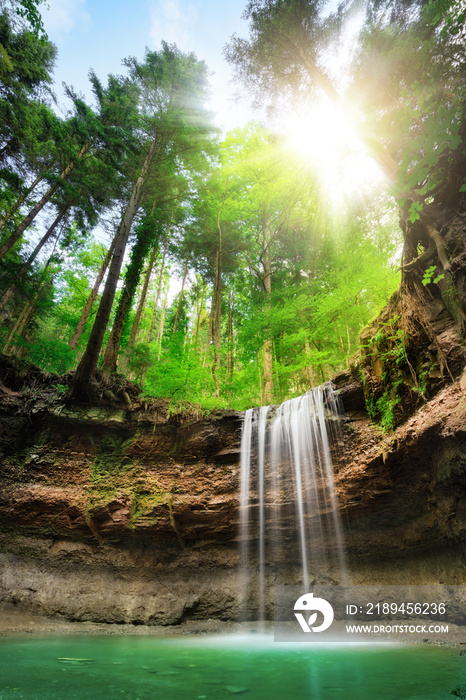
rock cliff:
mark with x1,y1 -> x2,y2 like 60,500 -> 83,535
0,355 -> 465,624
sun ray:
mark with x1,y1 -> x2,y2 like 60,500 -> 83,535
283,96 -> 387,209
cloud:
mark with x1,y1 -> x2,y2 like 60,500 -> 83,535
149,0 -> 197,49
43,0 -> 90,35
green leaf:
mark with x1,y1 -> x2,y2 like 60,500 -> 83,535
422,265 -> 438,286
409,201 -> 423,223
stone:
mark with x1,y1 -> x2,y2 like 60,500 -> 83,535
225,686 -> 249,694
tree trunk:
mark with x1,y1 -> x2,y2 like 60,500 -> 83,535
210,208 -> 224,398
0,202 -> 70,315
146,229 -> 169,345
258,356 -> 263,405
69,236 -> 117,351
156,293 -> 168,349
101,202 -> 162,373
140,291 -> 167,388
172,258 -> 189,334
210,245 -> 222,398
193,280 -> 207,347
0,139 -> 95,260
2,253 -> 56,355
262,218 -> 273,405
70,139 -> 158,398
124,243 -> 159,358
226,289 -> 234,382
2,300 -> 33,355
0,167 -> 50,233
204,289 -> 213,365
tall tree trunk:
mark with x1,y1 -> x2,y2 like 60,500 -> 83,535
3,299 -> 33,355
0,167 -> 50,233
156,292 -> 168,349
101,201 -> 162,373
70,139 -> 158,399
204,288 -> 213,365
69,236 -> 117,351
226,289 -> 234,382
0,202 -> 70,315
210,245 -> 222,398
172,258 -> 189,334
193,280 -> 207,347
2,253 -> 56,355
262,218 -> 273,405
124,243 -> 159,358
210,208 -> 224,398
0,139 -> 95,260
140,291 -> 167,388
258,356 -> 263,406
146,229 -> 169,345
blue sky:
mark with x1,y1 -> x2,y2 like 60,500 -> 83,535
42,0 -> 253,130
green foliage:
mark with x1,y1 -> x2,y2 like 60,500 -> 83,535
127,343 -> 154,383
10,0 -> 47,37
374,381 -> 404,432
368,320 -> 407,367
0,12 -> 418,411
25,318 -> 75,373
408,201 -> 423,223
352,0 -> 466,205
362,314 -> 414,431
412,362 -> 434,398
422,265 -> 445,286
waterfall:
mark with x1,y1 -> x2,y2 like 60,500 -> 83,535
239,383 -> 347,621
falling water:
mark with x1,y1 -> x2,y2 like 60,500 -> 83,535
239,383 -> 347,621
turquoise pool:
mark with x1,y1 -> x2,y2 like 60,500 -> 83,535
0,635 -> 464,699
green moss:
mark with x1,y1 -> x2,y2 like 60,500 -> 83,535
361,315 -> 417,431
435,446 -> 466,483
129,485 -> 169,527
88,432 -> 139,482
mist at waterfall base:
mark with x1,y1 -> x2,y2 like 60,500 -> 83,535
0,635 -> 465,699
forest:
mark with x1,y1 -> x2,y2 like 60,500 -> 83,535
0,0 -> 464,413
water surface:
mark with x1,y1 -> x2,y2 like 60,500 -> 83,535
0,635 -> 464,699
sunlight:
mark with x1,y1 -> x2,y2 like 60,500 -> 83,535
284,97 -> 386,208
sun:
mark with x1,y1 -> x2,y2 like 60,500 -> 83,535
284,96 -> 386,207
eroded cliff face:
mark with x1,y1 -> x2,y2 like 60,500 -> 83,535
0,357 -> 465,624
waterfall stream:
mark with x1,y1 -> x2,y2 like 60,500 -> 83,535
239,383 -> 347,620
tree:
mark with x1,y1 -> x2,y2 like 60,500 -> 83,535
219,124 -> 319,402
225,0 -> 466,332
186,147 -> 245,396
70,43 -> 214,399
0,10 -> 57,232
3,0 -> 48,37
0,70 -> 138,260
